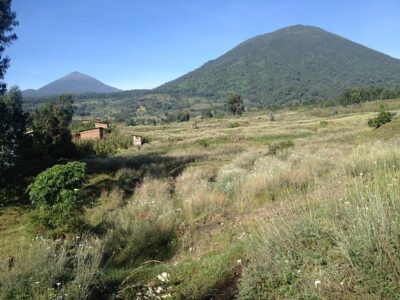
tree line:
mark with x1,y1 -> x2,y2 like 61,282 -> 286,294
338,85 -> 400,106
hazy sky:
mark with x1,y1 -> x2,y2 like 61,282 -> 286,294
5,0 -> 400,90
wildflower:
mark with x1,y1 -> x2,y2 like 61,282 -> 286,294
56,282 -> 61,287
157,272 -> 170,283
35,281 -> 40,284
314,280 -> 321,287
237,259 -> 242,264
340,281 -> 344,286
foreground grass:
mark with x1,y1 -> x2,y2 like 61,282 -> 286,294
1,100 -> 400,299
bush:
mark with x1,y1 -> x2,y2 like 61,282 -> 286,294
320,120 -> 328,127
27,161 -> 86,230
368,106 -> 396,129
228,122 -> 240,128
268,140 -> 294,155
197,139 -> 210,148
269,112 -> 275,122
75,129 -> 133,157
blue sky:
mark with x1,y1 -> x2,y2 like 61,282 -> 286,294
5,0 -> 400,90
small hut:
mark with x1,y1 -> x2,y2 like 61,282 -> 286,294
79,128 -> 104,140
133,135 -> 142,146
94,121 -> 108,129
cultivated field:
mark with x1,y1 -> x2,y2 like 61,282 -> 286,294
2,99 -> 400,299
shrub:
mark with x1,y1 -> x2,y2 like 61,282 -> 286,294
269,112 -> 275,122
27,161 -> 86,230
228,122 -> 240,128
197,139 -> 210,148
368,106 -> 396,128
320,120 -> 328,127
268,140 -> 294,155
75,129 -> 133,157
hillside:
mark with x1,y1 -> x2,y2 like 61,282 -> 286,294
3,98 -> 400,298
23,71 -> 121,97
156,25 -> 400,105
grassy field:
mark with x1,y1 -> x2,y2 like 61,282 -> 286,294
1,99 -> 400,299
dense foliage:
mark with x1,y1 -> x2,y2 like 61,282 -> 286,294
339,85 -> 400,106
0,87 -> 26,175
31,94 -> 75,157
226,93 -> 244,116
27,161 -> 86,229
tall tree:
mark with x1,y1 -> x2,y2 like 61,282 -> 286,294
0,0 -> 18,94
226,93 -> 244,116
0,87 -> 26,174
0,0 -> 20,180
31,95 -> 75,158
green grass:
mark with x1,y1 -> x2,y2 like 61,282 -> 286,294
3,99 -> 400,299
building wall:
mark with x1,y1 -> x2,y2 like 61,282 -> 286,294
133,135 -> 142,146
80,128 -> 103,140
95,122 -> 108,129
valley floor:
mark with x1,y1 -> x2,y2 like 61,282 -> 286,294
2,99 -> 400,299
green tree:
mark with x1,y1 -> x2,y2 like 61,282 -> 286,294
0,87 -> 26,176
27,161 -> 86,230
0,0 -> 20,179
0,0 -> 18,94
367,105 -> 396,129
31,94 -> 75,157
226,93 -> 244,116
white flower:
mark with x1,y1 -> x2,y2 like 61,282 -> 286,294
314,280 -> 321,287
35,281 -> 40,284
340,281 -> 344,286
157,272 -> 170,283
56,282 -> 61,287
237,259 -> 242,264
155,286 -> 164,293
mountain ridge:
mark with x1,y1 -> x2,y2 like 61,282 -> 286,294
156,25 -> 400,105
23,71 -> 121,97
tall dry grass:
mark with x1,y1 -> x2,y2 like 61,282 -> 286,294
238,143 -> 400,299
0,235 -> 103,300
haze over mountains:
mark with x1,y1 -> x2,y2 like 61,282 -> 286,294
23,25 -> 400,106
23,71 -> 121,97
158,25 -> 400,104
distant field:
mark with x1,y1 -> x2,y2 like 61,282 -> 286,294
2,99 -> 400,299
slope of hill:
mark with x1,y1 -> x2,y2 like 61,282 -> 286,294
23,71 -> 121,97
156,25 -> 400,105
